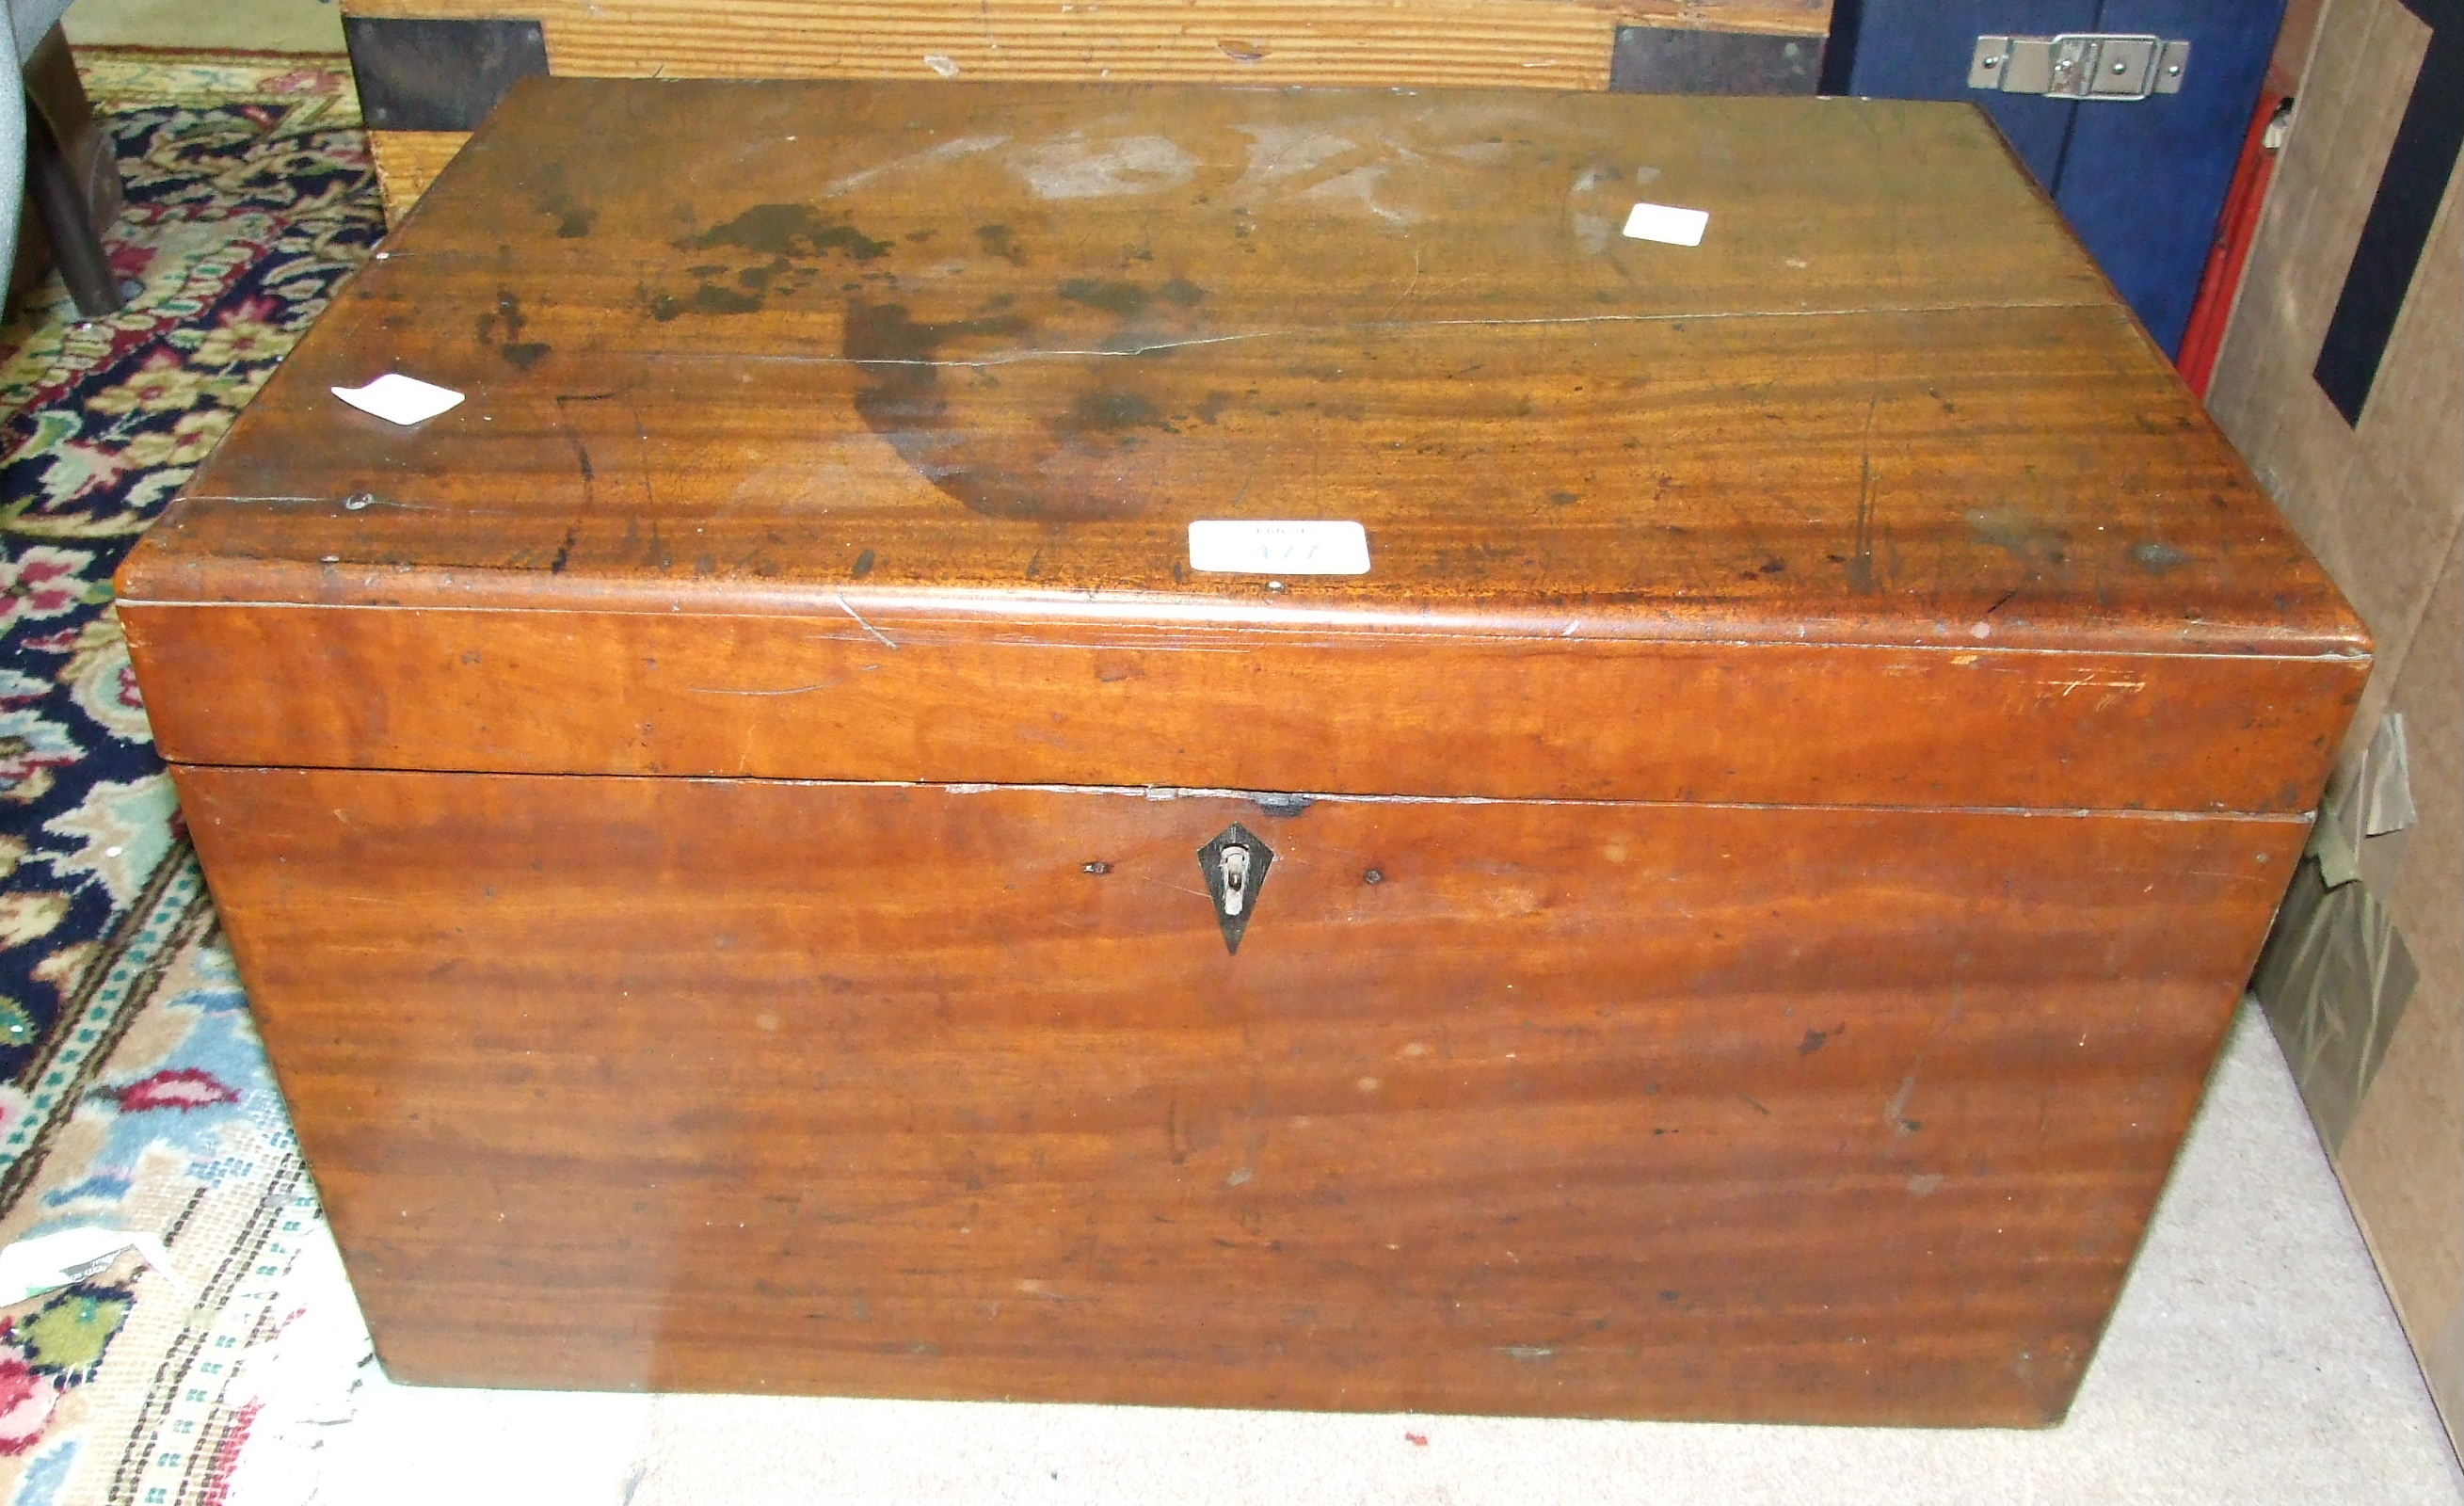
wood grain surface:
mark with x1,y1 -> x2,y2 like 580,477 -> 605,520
367,129 -> 467,216
121,601 -> 2360,812
182,766 -> 2306,1423
137,83 -> 2342,646
120,81 -> 2367,809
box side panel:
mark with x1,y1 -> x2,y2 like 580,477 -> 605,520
179,766 -> 2307,1424
123,602 -> 2361,814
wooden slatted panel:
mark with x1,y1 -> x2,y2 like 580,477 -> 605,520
369,130 -> 467,221
536,1 -> 1615,88
340,0 -> 1832,94
348,0 -> 1833,218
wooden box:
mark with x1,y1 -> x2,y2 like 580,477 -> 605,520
117,79 -> 2366,1426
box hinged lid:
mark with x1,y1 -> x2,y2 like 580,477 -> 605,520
118,79 -> 2366,813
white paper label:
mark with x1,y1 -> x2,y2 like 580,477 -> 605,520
1622,201 -> 1710,248
0,1227 -> 189,1305
331,373 -> 466,426
1188,521 -> 1370,575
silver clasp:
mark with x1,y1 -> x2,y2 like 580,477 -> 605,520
1970,34 -> 2189,100
1219,843 -> 1251,916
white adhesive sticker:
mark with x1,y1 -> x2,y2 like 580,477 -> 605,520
1189,520 -> 1370,576
1622,201 -> 1710,248
331,373 -> 466,425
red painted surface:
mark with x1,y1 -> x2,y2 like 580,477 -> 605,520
2181,90 -> 2294,395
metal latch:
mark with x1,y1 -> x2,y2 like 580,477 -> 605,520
1197,824 -> 1275,954
1969,35 -> 2189,100
1219,844 -> 1252,916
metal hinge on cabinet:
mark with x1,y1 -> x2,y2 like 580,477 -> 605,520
1969,35 -> 2190,100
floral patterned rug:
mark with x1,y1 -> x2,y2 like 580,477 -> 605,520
0,49 -> 380,1502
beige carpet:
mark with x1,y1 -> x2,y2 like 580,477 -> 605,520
63,0 -> 344,55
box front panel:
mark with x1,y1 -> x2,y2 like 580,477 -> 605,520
181,767 -> 2304,1424
120,601 -> 2365,815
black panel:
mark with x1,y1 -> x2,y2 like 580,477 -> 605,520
1609,25 -> 1824,94
2312,0 -> 2463,425
1819,0 -> 1867,93
344,16 -> 550,133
